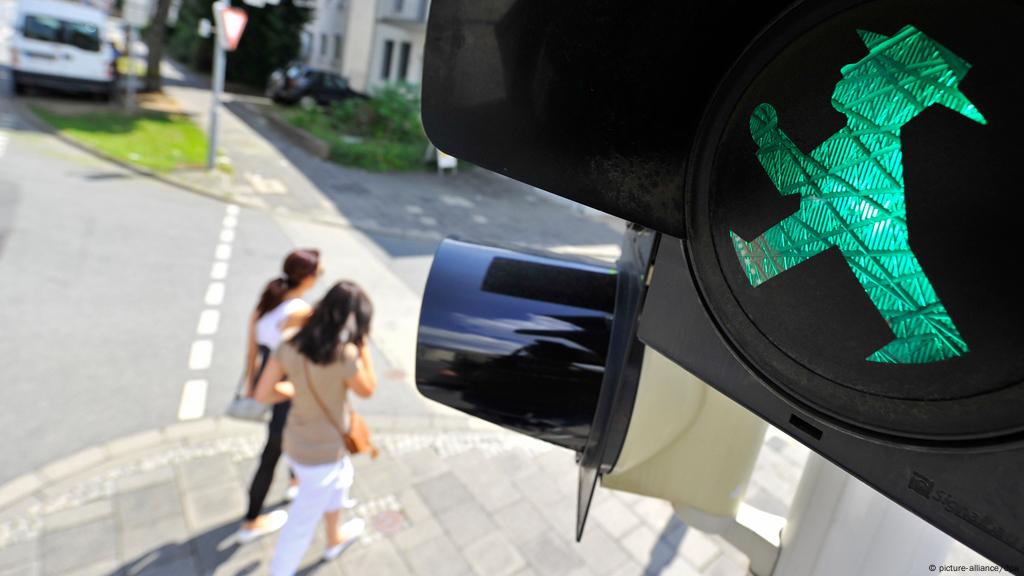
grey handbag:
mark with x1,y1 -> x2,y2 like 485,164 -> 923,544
226,373 -> 271,422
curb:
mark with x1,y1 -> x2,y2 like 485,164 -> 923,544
0,418 -> 252,511
0,413 -> 497,514
14,100 -> 266,213
14,100 -> 453,246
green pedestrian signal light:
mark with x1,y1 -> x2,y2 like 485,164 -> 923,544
729,25 -> 985,364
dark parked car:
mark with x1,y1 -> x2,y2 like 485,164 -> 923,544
266,64 -> 367,108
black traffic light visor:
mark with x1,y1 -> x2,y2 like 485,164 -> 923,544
420,0 -> 793,238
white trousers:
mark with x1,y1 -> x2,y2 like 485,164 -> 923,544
270,454 -> 354,576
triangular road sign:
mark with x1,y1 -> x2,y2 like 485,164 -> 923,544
215,6 -> 248,51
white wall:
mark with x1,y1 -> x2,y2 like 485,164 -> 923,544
341,0 -> 376,92
303,0 -> 426,93
303,0 -> 349,75
367,22 -> 424,91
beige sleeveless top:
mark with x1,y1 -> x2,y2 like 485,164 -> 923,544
277,340 -> 359,466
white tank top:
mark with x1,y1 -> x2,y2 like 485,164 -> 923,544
256,298 -> 311,350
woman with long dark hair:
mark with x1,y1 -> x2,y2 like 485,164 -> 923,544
254,281 -> 376,575
237,249 -> 320,543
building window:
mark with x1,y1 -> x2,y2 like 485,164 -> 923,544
334,34 -> 342,60
381,40 -> 394,80
320,33 -> 327,57
398,41 -> 411,81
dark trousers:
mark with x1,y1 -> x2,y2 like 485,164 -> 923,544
244,344 -> 294,521
245,400 -> 292,520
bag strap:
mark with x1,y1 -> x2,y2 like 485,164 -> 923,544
303,359 -> 347,441
233,373 -> 248,399
239,345 -> 272,398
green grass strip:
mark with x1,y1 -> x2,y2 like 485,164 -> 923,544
33,107 -> 208,172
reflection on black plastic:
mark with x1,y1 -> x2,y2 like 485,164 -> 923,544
422,0 -> 790,236
416,239 -> 617,451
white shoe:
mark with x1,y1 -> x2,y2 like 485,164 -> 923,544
341,497 -> 358,510
237,509 -> 288,544
285,484 -> 299,501
323,517 -> 365,561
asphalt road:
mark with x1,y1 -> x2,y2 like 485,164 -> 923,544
0,103 -> 298,484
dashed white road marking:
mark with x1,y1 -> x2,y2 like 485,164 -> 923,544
210,261 -> 229,279
204,282 -> 225,306
405,205 -> 423,215
472,214 -> 489,224
177,380 -> 208,420
196,309 -> 220,336
188,340 -> 213,370
215,244 -> 232,260
178,204 -> 239,421
418,216 -> 437,227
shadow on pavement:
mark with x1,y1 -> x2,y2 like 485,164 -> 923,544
644,515 -> 688,575
114,518 -> 255,576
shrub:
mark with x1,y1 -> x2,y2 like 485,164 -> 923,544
323,84 -> 420,138
284,83 -> 430,172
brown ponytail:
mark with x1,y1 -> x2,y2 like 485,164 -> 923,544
255,249 -> 320,317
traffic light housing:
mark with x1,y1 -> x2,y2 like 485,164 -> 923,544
417,233 -> 770,540
418,0 -> 1024,570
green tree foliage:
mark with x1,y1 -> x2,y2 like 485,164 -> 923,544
167,0 -> 311,88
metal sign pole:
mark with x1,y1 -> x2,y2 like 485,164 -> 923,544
206,0 -> 227,170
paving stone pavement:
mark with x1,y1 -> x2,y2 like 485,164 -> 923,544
0,417 -> 813,576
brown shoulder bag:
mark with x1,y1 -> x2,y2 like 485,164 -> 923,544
303,359 -> 379,459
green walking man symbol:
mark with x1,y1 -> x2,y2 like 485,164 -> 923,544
730,25 -> 985,364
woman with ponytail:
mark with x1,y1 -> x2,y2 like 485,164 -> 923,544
254,281 -> 376,574
237,249 -> 321,543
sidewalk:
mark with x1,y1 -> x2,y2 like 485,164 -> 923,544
0,412 -> 810,576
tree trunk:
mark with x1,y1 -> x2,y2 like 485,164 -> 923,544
144,0 -> 174,92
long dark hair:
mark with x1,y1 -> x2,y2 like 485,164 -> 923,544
292,281 -> 373,365
256,249 -> 320,318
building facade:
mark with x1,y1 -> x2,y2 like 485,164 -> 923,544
302,0 -> 427,93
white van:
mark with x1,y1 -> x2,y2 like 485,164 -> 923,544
10,0 -> 115,99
